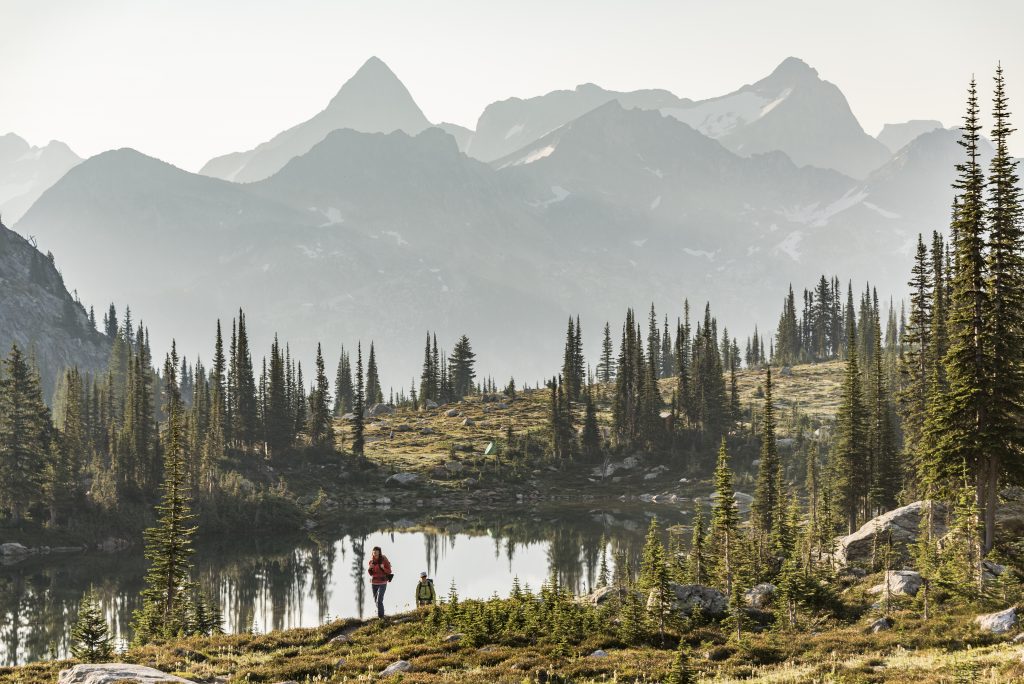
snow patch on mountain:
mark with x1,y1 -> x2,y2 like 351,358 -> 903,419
650,195 -> 661,210
383,230 -> 409,246
774,231 -> 804,261
529,185 -> 570,208
504,123 -> 525,140
760,88 -> 792,116
662,91 -> 771,138
780,189 -> 867,227
863,202 -> 900,219
683,248 -> 715,261
297,244 -> 324,259
315,206 -> 345,226
505,144 -> 557,168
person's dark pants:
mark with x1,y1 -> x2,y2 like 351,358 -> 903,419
372,583 -> 387,618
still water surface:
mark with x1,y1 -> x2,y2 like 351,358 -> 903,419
0,502 -> 689,665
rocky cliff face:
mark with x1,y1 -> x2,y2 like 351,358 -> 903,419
0,219 -> 109,399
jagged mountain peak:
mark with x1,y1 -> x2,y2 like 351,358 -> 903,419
0,133 -> 82,225
765,56 -> 819,82
325,56 -> 421,112
200,57 -> 431,183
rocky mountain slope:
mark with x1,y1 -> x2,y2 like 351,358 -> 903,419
0,220 -> 109,398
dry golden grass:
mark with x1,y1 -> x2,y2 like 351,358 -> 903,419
7,607 -> 1023,684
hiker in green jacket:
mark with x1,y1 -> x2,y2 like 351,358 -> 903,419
415,571 -> 436,607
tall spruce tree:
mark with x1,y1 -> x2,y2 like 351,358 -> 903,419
132,343 -> 198,643
365,343 -> 382,406
0,345 -> 49,524
931,78 -> 992,543
352,343 -> 365,457
449,335 -> 477,399
751,367 -> 780,559
308,343 -> 334,448
833,311 -> 869,532
710,438 -> 741,596
335,346 -> 354,416
869,298 -> 900,514
979,64 -> 1024,553
687,500 -> 709,585
639,517 -> 673,643
419,333 -> 438,404
581,384 -> 601,462
598,322 -> 616,384
265,336 -> 290,454
899,236 -> 933,474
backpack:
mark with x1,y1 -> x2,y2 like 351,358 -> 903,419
417,579 -> 435,601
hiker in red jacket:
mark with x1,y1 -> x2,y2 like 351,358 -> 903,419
368,546 -> 393,618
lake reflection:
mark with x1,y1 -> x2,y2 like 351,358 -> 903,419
0,503 -> 687,665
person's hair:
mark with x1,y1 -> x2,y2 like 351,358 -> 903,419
372,546 -> 382,556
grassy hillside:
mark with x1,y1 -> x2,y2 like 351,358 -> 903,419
341,361 -> 844,482
5,595 -> 1022,684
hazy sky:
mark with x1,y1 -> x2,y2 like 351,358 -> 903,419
3,0 -> 1022,171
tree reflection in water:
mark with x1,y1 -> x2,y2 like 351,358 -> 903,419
0,503 -> 686,665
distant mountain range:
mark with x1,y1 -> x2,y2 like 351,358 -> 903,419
13,55 -> 989,387
0,133 -> 81,224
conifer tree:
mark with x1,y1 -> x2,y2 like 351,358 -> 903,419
237,310 -> 259,448
0,344 -> 49,524
335,346 -> 354,415
365,343 -> 382,406
104,303 -> 118,339
449,335 -> 477,399
661,316 -> 675,379
832,312 -> 869,532
664,639 -> 694,684
352,343 -> 365,457
70,590 -> 113,663
687,500 -> 709,585
581,383 -> 601,461
980,64 -> 1024,553
573,316 -> 586,397
675,302 -> 695,425
932,78 -> 994,549
929,232 -> 949,388
597,322 -> 616,384
900,236 -> 934,467
647,304 -> 661,380
419,333 -> 437,404
132,343 -> 197,644
639,517 -> 673,643
941,466 -> 983,595
775,286 -> 801,366
613,310 -> 640,444
709,439 -> 740,596
912,495 -> 940,621
752,367 -> 780,553
869,301 -> 899,514
308,343 -> 334,448
265,336 -> 290,454
292,361 -> 306,438
728,338 -> 740,421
